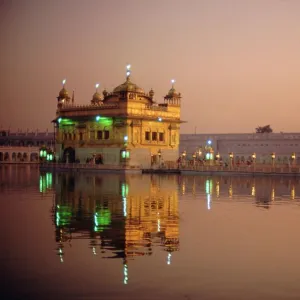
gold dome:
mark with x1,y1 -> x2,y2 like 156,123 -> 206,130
92,92 -> 101,101
113,79 -> 144,94
149,88 -> 154,98
167,87 -> 180,98
59,87 -> 68,98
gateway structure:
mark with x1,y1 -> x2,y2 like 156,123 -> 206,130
53,66 -> 183,168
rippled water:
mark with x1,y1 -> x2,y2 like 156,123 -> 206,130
2,165 -> 300,300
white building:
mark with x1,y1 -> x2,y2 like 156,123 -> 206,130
180,132 -> 300,164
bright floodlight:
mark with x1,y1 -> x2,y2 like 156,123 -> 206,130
95,83 -> 99,89
207,140 -> 212,145
171,79 -> 175,84
126,64 -> 131,70
126,71 -> 130,77
62,79 -> 66,85
96,115 -> 101,121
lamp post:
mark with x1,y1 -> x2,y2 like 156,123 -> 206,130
158,149 -> 161,167
291,152 -> 296,166
216,153 -> 220,166
182,150 -> 186,166
252,152 -> 256,166
271,152 -> 275,168
192,152 -> 196,167
198,148 -> 202,158
229,152 -> 234,168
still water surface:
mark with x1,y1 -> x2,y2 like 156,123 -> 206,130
2,165 -> 300,299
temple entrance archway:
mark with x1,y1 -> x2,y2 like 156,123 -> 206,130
63,147 -> 76,163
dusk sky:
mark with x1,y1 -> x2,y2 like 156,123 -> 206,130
1,0 -> 300,134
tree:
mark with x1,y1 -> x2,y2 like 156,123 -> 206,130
255,125 -> 273,133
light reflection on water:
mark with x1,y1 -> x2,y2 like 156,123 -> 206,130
2,165 -> 300,299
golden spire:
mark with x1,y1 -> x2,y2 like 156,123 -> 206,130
126,64 -> 131,81
171,79 -> 175,89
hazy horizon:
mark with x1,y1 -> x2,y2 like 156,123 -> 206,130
1,0 -> 300,134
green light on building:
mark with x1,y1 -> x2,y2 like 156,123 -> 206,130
121,150 -> 130,159
59,118 -> 74,126
93,116 -> 113,126
40,149 -> 47,158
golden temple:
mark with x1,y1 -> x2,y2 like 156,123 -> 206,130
54,66 -> 183,168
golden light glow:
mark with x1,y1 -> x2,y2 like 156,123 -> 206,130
216,181 -> 220,197
228,185 -> 233,198
271,188 -> 275,201
291,185 -> 295,200
251,185 -> 255,197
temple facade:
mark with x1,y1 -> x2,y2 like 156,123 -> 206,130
54,66 -> 183,168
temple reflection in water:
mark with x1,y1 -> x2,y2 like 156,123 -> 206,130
45,172 -> 180,284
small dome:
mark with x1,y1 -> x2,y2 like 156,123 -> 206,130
149,88 -> 154,98
167,87 -> 179,98
113,79 -> 144,94
59,87 -> 68,98
92,92 -> 101,102
103,89 -> 108,97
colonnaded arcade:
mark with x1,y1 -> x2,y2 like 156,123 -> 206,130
0,146 -> 39,162
53,66 -> 183,168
